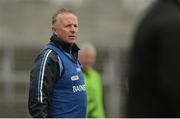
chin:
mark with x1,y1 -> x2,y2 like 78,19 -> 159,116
68,42 -> 75,44
68,40 -> 76,44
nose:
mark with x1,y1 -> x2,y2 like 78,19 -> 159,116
70,26 -> 77,33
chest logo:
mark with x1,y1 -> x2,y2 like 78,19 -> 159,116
71,75 -> 79,81
76,67 -> 81,72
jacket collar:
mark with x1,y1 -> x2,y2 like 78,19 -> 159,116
49,35 -> 80,53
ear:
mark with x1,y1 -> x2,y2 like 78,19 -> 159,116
52,26 -> 57,35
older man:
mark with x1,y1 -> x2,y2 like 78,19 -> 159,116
79,42 -> 105,118
28,8 -> 87,118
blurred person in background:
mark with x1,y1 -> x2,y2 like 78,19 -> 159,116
28,8 -> 87,118
79,42 -> 106,118
127,0 -> 180,117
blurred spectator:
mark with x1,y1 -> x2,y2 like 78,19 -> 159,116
79,42 -> 106,118
127,0 -> 180,117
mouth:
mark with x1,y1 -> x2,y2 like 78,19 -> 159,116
69,35 -> 76,39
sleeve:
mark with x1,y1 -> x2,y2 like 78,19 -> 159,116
28,49 -> 60,118
94,72 -> 106,118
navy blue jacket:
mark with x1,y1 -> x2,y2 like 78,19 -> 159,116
28,35 -> 87,118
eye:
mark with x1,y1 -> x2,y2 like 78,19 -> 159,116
74,24 -> 78,28
65,24 -> 71,28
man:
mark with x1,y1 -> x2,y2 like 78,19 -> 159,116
79,42 -> 105,118
127,0 -> 180,117
28,8 -> 87,118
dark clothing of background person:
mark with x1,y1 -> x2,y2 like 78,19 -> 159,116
127,0 -> 180,117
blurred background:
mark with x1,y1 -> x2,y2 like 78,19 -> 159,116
0,0 -> 154,117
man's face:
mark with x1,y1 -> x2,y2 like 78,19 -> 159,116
79,49 -> 96,70
52,13 -> 79,44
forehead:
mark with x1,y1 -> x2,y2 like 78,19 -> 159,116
82,49 -> 96,56
57,13 -> 78,24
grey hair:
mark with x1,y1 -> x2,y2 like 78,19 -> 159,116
79,42 -> 97,56
52,8 -> 76,25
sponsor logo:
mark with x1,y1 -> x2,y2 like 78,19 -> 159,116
72,84 -> 86,93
